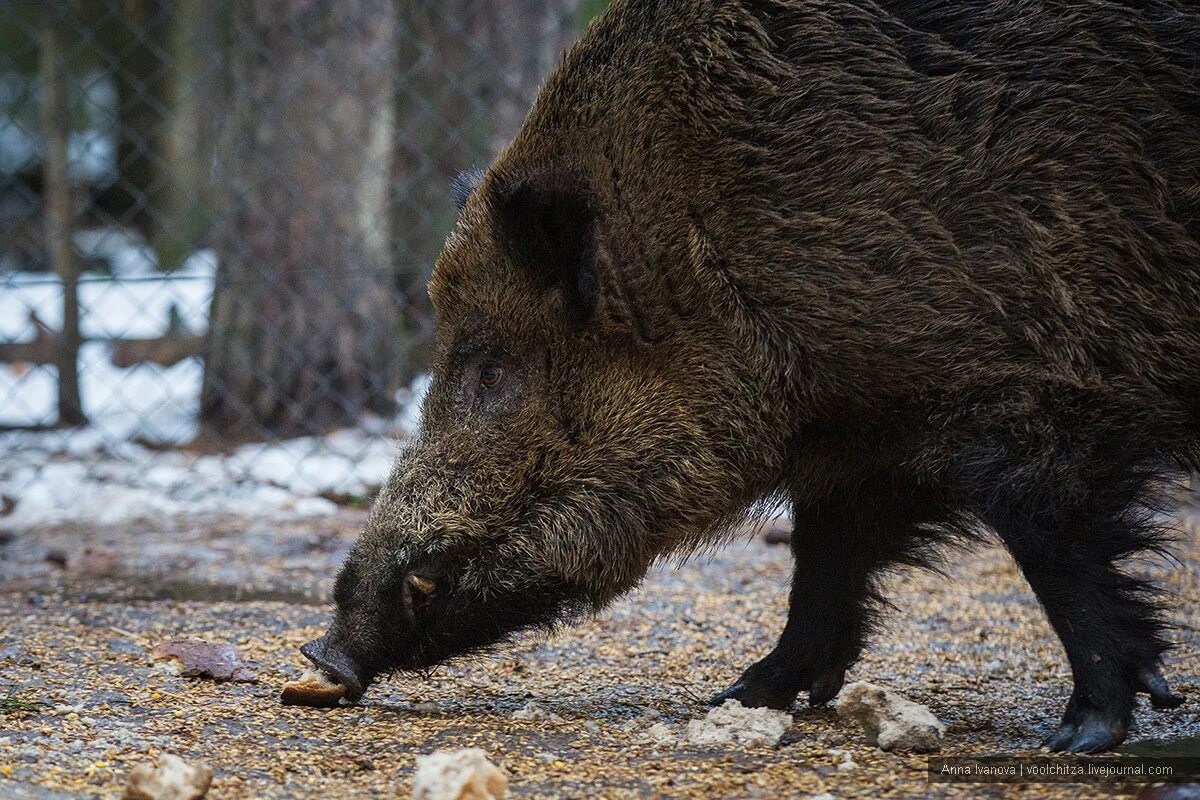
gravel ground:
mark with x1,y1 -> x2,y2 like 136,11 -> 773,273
0,504 -> 1197,799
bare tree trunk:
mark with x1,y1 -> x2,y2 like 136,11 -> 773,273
40,1 -> 86,427
154,0 -> 219,270
112,0 -> 171,239
201,0 -> 400,441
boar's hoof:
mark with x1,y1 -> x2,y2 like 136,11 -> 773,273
709,666 -> 795,710
1139,668 -> 1185,711
1041,709 -> 1127,754
708,683 -> 735,705
711,658 -> 846,711
710,656 -> 796,709
808,668 -> 847,707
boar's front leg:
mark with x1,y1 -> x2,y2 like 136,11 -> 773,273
712,494 -> 934,710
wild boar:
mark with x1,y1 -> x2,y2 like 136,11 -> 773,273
302,0 -> 1200,753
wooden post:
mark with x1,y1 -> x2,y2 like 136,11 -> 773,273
40,1 -> 86,427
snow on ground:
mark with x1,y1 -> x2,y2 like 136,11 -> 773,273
0,375 -> 429,531
1,248 -> 214,438
1,431 -> 390,530
0,343 -> 202,439
0,242 -> 431,530
0,249 -> 214,344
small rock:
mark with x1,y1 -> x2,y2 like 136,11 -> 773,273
411,702 -> 439,714
412,748 -> 507,800
685,700 -> 791,747
153,660 -> 183,677
827,747 -> 858,772
643,721 -> 679,746
834,681 -> 945,752
512,701 -> 563,723
123,753 -> 213,800
493,658 -> 528,676
108,637 -> 144,656
88,689 -> 131,707
151,639 -> 257,683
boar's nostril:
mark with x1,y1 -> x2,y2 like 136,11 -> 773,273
300,634 -> 366,701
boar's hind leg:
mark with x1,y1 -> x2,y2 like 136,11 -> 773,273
711,495 -> 940,710
992,505 -> 1182,754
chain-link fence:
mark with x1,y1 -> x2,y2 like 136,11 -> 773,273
0,0 -> 602,529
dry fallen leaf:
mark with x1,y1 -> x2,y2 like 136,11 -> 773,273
151,638 -> 257,683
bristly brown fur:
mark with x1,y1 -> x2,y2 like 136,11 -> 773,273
316,0 -> 1200,753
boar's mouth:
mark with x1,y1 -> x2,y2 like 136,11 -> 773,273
300,634 -> 367,701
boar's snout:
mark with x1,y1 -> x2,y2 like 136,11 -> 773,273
300,633 -> 366,701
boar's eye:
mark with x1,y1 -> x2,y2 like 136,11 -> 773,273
479,364 -> 505,391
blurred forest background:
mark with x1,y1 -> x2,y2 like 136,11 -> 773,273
0,0 -> 608,529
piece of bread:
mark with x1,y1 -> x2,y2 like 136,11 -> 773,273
280,669 -> 347,707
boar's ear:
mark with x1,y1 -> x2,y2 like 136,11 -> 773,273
493,178 -> 597,327
451,169 -> 485,211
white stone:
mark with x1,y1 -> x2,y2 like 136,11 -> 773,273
834,682 -> 945,752
685,699 -> 791,747
827,747 -> 858,772
643,722 -> 679,746
412,748 -> 507,800
122,753 -> 213,800
512,701 -> 564,723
